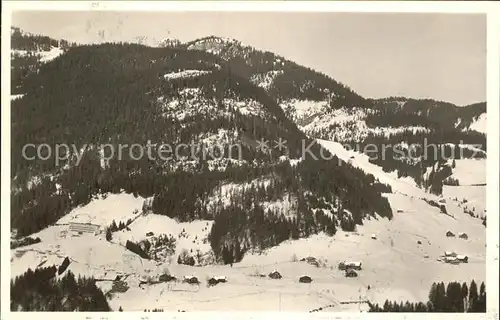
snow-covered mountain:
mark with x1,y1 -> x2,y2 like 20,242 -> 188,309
9,29 -> 486,312
185,36 -> 486,196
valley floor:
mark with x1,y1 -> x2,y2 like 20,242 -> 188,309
10,141 -> 486,312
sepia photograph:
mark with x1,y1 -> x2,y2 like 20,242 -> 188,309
2,1 -> 498,315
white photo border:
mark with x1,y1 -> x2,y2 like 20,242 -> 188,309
1,1 -> 498,319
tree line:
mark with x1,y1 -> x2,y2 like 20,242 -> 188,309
10,267 -> 110,311
369,280 -> 486,312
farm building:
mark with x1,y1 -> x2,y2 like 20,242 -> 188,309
457,255 -> 468,263
301,256 -> 319,267
208,277 -> 218,287
459,233 -> 468,240
183,275 -> 200,285
370,234 -> 377,240
159,274 -> 176,282
208,276 -> 227,286
444,256 -> 460,264
299,275 -> 312,283
68,222 -> 100,236
446,231 -> 455,237
345,269 -> 358,277
268,270 -> 282,279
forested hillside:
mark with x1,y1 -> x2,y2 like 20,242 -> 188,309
10,267 -> 110,311
184,36 -> 487,196
369,279 -> 487,312
11,37 -> 392,262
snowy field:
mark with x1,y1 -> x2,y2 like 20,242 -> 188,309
56,193 -> 145,227
448,159 -> 486,186
467,113 -> 487,134
444,159 -> 486,217
10,141 -> 485,312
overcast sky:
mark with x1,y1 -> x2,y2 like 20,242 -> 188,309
12,11 -> 486,106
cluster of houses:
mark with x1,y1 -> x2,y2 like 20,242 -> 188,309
268,270 -> 314,283
439,251 -> 468,264
157,275 -> 228,287
298,255 -> 362,278
338,261 -> 362,278
446,231 -> 468,239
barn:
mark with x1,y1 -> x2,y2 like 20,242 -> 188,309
268,270 -> 282,279
299,275 -> 312,283
446,231 -> 455,237
444,256 -> 460,264
459,233 -> 468,240
346,261 -> 362,270
457,255 -> 468,263
183,275 -> 200,285
68,222 -> 100,236
301,256 -> 319,267
345,269 -> 358,277
208,276 -> 227,286
159,274 -> 176,282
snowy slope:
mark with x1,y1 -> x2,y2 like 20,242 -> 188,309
112,214 -> 213,260
281,100 -> 429,142
317,139 -> 432,200
443,159 -> 486,217
57,193 -> 145,227
466,113 -> 487,134
448,159 -> 486,186
11,229 -> 157,280
9,145 -> 485,312
102,190 -> 485,311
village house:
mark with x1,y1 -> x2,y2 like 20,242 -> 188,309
183,275 -> 200,285
446,231 -> 455,237
345,269 -> 358,277
68,222 -> 100,236
459,233 -> 468,240
301,256 -> 319,267
299,275 -> 312,283
457,255 -> 468,263
208,276 -> 227,286
444,256 -> 460,264
159,274 -> 176,282
268,270 -> 282,279
338,261 -> 362,271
